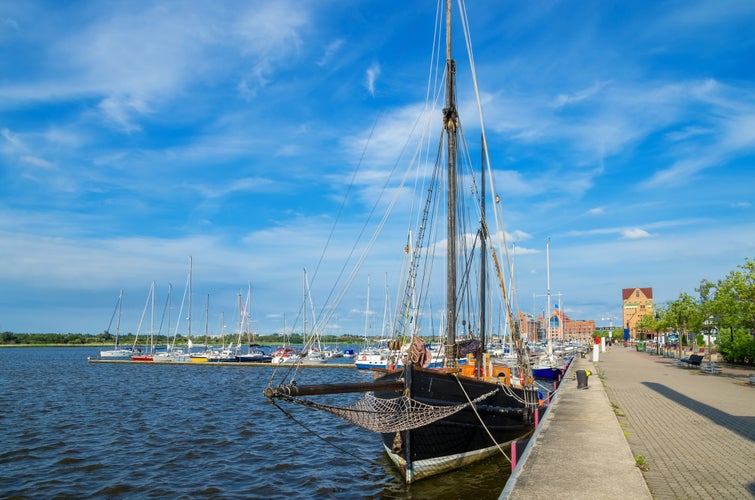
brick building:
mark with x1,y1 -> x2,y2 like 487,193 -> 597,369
514,309 -> 595,344
622,287 -> 654,340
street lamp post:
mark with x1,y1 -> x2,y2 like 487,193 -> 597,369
703,315 -> 716,366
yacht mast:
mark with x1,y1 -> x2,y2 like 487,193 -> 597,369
546,239 -> 553,356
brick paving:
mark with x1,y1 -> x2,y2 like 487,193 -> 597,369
599,347 -> 755,499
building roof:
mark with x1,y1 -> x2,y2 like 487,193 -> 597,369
622,287 -> 653,300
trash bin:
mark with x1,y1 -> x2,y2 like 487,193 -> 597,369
576,369 -> 589,389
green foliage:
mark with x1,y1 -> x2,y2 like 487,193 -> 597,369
635,313 -> 659,340
716,328 -> 755,365
0,332 -> 96,345
656,257 -> 755,366
2,331 -> 18,343
661,292 -> 699,342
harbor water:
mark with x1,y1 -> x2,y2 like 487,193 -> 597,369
0,347 -> 512,499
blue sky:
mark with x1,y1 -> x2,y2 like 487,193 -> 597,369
1,0 -> 754,336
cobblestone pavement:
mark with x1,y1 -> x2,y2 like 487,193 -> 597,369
598,347 -> 755,499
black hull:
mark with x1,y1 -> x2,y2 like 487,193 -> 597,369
236,355 -> 272,363
374,364 -> 537,483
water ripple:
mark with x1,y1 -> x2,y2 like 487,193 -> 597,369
1,347 -> 510,499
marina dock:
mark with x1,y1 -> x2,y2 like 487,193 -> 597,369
503,347 -> 754,499
87,358 -> 358,368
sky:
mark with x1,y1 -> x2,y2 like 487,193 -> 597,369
1,0 -> 754,337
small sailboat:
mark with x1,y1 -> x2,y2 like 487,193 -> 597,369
531,239 -> 569,380
271,313 -> 299,364
300,269 -> 328,364
271,346 -> 298,364
265,0 -> 541,484
153,260 -> 191,363
354,275 -> 396,370
99,289 -> 134,360
235,284 -> 272,363
130,282 -> 157,361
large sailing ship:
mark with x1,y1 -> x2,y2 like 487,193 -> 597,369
264,0 -> 541,483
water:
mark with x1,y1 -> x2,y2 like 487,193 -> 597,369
0,347 -> 511,499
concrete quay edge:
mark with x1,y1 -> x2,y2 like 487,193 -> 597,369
501,353 -> 651,499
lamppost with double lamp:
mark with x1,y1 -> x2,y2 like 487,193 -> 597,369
703,315 -> 716,365
602,315 -> 615,346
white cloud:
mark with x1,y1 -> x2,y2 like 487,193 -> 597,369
21,155 -> 54,169
665,126 -> 711,141
1,127 -> 22,150
317,39 -> 343,67
553,81 -> 610,108
365,63 -> 381,97
621,228 -> 652,239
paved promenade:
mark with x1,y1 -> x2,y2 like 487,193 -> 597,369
503,347 -> 754,499
600,347 -> 754,499
502,353 -> 651,499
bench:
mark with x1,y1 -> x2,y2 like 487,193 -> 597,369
679,354 -> 704,367
700,362 -> 720,375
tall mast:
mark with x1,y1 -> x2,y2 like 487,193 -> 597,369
167,283 -> 172,349
188,256 -> 193,341
363,275 -> 371,341
444,0 -> 459,366
479,134 -> 487,374
546,238 -> 552,356
116,288 -> 123,348
204,294 -> 209,348
303,269 -> 308,345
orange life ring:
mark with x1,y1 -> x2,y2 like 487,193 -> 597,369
361,355 -> 366,360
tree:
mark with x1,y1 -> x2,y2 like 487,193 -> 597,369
635,313 -> 657,341
665,293 -> 699,354
713,259 -> 755,336
717,328 -> 755,365
2,331 -> 18,344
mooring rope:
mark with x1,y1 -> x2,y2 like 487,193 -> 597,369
267,399 -> 376,475
453,374 -> 512,463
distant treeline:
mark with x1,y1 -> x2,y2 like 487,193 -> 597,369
1,331 -> 105,345
0,331 -> 372,346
